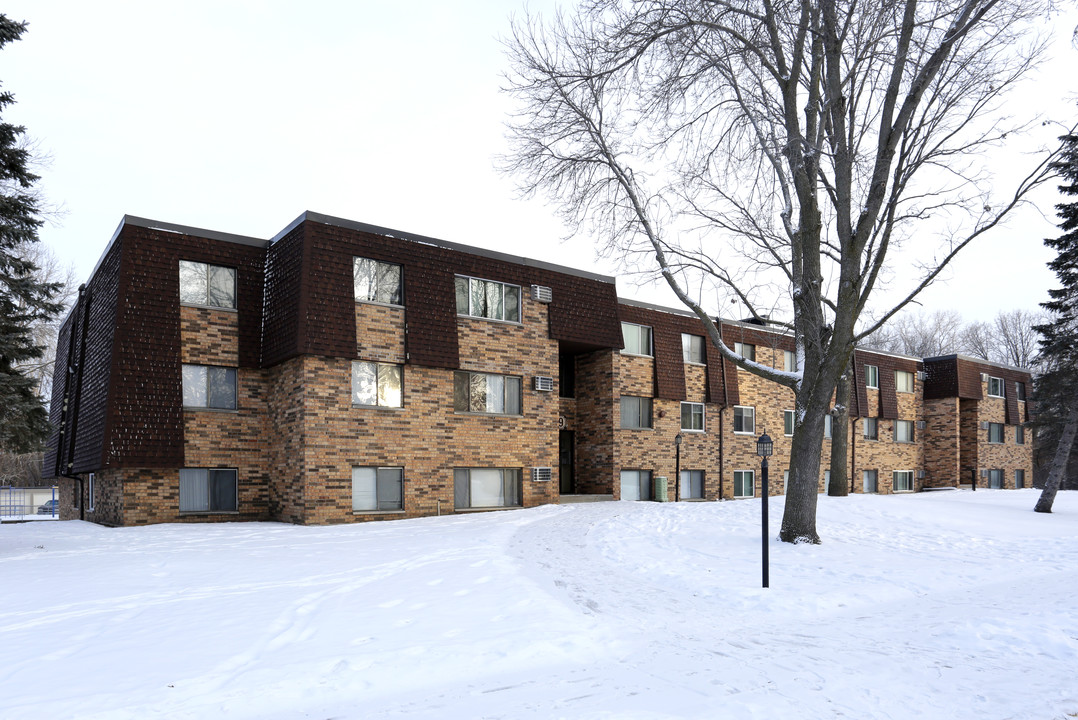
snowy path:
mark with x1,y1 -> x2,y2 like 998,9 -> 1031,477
1,491 -> 1077,719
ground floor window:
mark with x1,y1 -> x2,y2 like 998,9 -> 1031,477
179,469 -> 238,512
620,470 -> 652,501
734,470 -> 754,498
352,467 -> 403,511
863,469 -> 878,494
1015,469 -> 1025,488
680,470 -> 704,499
454,468 -> 521,509
987,469 -> 1003,489
893,470 -> 913,492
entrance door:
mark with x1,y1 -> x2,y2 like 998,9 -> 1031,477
559,430 -> 575,494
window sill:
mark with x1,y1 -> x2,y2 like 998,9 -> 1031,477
457,314 -> 523,326
454,506 -> 522,513
455,411 -> 523,418
180,510 -> 239,515
684,361 -> 706,367
863,438 -> 879,442
733,431 -> 756,436
180,302 -> 238,313
620,351 -> 654,359
894,440 -> 916,444
353,509 -> 405,515
354,299 -> 404,309
680,429 -> 705,434
620,426 -> 654,431
183,407 -> 239,414
352,403 -> 404,410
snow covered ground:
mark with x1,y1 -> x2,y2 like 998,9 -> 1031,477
2,490 -> 1076,720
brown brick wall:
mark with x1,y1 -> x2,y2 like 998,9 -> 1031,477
573,350 -> 615,494
355,302 -> 406,363
924,397 -> 961,487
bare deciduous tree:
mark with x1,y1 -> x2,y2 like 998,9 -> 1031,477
13,240 -> 77,403
504,0 -> 1061,543
862,309 -> 966,358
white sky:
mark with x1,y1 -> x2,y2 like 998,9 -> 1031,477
4,1 -> 1077,325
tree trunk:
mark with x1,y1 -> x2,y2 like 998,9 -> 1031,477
1034,399 -> 1078,513
827,364 -> 851,496
780,398 -> 827,544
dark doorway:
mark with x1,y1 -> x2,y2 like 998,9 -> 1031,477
559,430 -> 575,494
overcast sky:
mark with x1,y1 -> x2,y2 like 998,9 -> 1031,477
4,1 -> 1077,326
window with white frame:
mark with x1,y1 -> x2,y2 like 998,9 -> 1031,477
824,413 -> 833,438
1015,425 -> 1025,445
783,470 -> 790,492
681,402 -> 704,431
352,467 -> 403,511
619,469 -> 653,501
179,469 -> 237,513
865,365 -> 879,389
454,372 -> 522,415
863,469 -> 878,493
182,365 -> 237,410
783,349 -> 797,372
894,420 -> 914,443
680,470 -> 704,499
454,468 -> 522,509
1016,382 -> 1026,402
733,470 -> 755,498
987,469 -> 1003,489
352,361 -> 403,407
621,322 -> 653,356
87,472 -> 95,512
734,342 -> 755,361
863,417 -> 878,440
784,410 -> 795,436
733,406 -> 755,434
893,470 -> 913,492
682,333 -> 705,364
353,257 -> 403,305
987,423 -> 1004,444
895,370 -> 914,393
455,276 -> 521,322
987,376 -> 1004,398
1015,469 -> 1025,489
620,396 -> 653,429
179,260 -> 236,309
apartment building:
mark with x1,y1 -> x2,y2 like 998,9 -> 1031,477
44,213 -> 1033,526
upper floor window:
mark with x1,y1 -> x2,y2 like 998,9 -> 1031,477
987,422 -> 1004,444
894,419 -> 914,443
987,376 -> 1004,398
351,361 -> 403,408
455,276 -> 520,322
622,322 -> 653,356
182,364 -> 237,410
1016,382 -> 1026,402
620,396 -> 653,429
784,410 -> 795,436
865,365 -> 879,389
783,350 -> 797,372
681,402 -> 704,431
682,333 -> 705,364
1015,425 -> 1025,445
863,417 -> 878,440
895,370 -> 914,393
179,260 -> 236,309
454,372 -> 522,415
733,405 -> 755,434
734,342 -> 755,362
353,257 -> 402,305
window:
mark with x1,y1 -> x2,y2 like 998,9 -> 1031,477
733,406 -> 755,434
987,423 -> 1004,444
733,470 -> 755,498
179,469 -> 237,513
865,365 -> 879,389
863,470 -> 878,493
1015,425 -> 1025,445
681,402 -> 704,431
894,420 -> 914,443
620,396 -> 653,429
681,470 -> 704,499
353,257 -> 403,305
895,370 -> 914,393
682,334 -> 705,364
352,361 -> 403,408
87,472 -> 95,512
1015,469 -> 1025,489
620,470 -> 653,501
621,322 -> 653,356
824,413 -> 833,438
455,276 -> 520,322
454,468 -> 521,509
783,470 -> 790,492
863,417 -> 878,440
1016,382 -> 1026,402
179,260 -> 236,309
783,350 -> 797,372
734,342 -> 755,361
182,365 -> 237,410
782,410 -> 796,437
987,376 -> 1004,398
352,467 -> 403,511
454,372 -> 522,415
987,469 -> 1003,489
893,471 -> 913,492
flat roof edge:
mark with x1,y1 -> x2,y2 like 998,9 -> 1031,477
923,353 -> 1032,374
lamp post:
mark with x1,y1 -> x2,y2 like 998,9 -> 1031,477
756,433 -> 773,589
674,433 -> 683,502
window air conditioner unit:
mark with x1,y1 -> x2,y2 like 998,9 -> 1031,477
917,371 -> 926,381
980,373 -> 990,382
980,421 -> 990,430
980,469 -> 988,478
532,467 -> 553,482
531,285 -> 553,303
917,421 -> 926,430
917,470 -> 925,479
534,376 -> 554,392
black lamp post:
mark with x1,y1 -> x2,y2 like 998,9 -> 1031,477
756,432 -> 773,589
674,433 -> 683,502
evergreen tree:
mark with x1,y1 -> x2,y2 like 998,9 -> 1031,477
1033,131 -> 1078,513
0,16 -> 62,454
